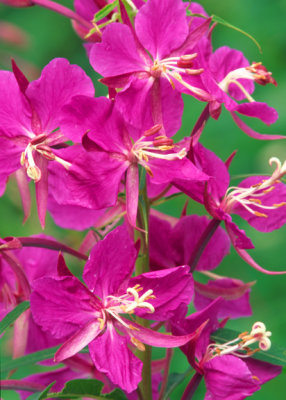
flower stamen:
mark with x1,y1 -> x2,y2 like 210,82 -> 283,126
207,321 -> 272,361
221,157 -> 286,217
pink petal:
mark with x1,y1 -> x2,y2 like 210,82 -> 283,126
83,225 -> 137,298
172,215 -> 230,271
194,278 -> 253,319
55,320 -> 101,362
15,168 -> 31,223
226,223 -> 286,275
235,102 -> 278,125
0,71 -> 31,138
231,111 -> 286,140
135,0 -> 188,59
204,354 -> 259,399
90,23 -> 147,77
126,164 -> 139,228
130,266 -> 194,321
26,58 -> 95,133
31,276 -> 101,339
35,154 -> 48,229
89,324 -> 142,393
232,176 -> 286,232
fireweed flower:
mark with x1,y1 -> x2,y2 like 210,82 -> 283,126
204,157 -> 286,274
149,214 -> 230,272
171,300 -> 282,400
194,43 -> 284,139
59,96 -> 208,227
0,235 -> 60,357
0,58 -> 94,227
31,225 -> 198,392
175,143 -> 286,274
149,214 -> 253,319
89,0 -> 211,132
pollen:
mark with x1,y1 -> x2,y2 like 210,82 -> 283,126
131,336 -> 145,351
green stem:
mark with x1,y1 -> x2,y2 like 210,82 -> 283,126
135,182 -> 152,400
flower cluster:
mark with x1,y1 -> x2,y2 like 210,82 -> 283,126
0,0 -> 285,399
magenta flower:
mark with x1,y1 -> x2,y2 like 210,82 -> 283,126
172,300 -> 282,400
175,144 -> 286,274
204,157 -> 286,274
149,214 -> 230,272
0,58 -> 94,227
89,0 -> 211,132
194,278 -> 253,320
0,234 -> 60,357
31,225 -> 198,392
195,43 -> 284,139
59,96 -> 208,227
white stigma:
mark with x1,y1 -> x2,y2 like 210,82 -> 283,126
20,137 -> 71,182
222,157 -> 286,217
150,54 -> 209,100
131,135 -> 187,176
207,321 -> 272,361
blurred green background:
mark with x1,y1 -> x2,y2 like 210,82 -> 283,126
0,0 -> 286,398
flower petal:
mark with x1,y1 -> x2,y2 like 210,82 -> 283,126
135,0 -> 188,59
231,112 -> 286,140
55,320 -> 101,362
31,276 -> 101,339
83,225 -> 137,298
26,58 -> 95,133
89,324 -> 142,393
130,265 -> 194,320
90,23 -> 147,77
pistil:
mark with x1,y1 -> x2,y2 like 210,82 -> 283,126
20,136 -> 71,182
221,157 -> 286,217
218,62 -> 276,101
206,321 -> 272,361
131,134 -> 187,176
150,54 -> 208,100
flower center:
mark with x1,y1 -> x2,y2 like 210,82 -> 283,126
221,157 -> 286,217
150,54 -> 209,100
206,321 -> 272,361
131,125 -> 187,176
97,284 -> 156,332
218,62 -> 276,102
20,133 -> 71,182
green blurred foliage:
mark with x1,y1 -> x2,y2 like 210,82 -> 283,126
0,0 -> 286,398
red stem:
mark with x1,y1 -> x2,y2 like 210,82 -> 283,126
17,237 -> 88,260
189,219 -> 221,273
181,372 -> 203,400
0,379 -> 45,392
158,348 -> 174,400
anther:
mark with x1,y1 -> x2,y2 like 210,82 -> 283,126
254,211 -> 267,218
144,124 -> 163,137
30,133 -> 47,145
131,337 -> 145,351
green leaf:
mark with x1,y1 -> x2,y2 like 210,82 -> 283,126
212,328 -> 286,366
0,301 -> 30,335
44,379 -> 127,400
139,164 -> 147,192
186,10 -> 261,53
26,382 -> 56,400
211,15 -> 262,53
93,1 -> 118,22
1,345 -> 60,373
163,369 -> 192,400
